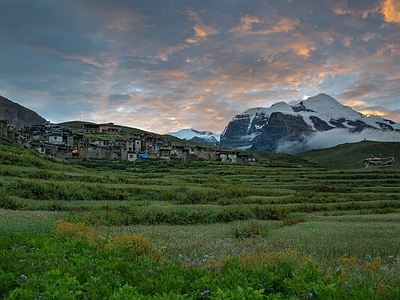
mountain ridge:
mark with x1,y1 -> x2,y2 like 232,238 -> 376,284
167,128 -> 220,145
220,93 -> 400,153
0,95 -> 46,128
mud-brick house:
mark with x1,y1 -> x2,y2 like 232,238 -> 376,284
99,122 -> 122,134
124,140 -> 135,152
237,153 -> 259,163
134,140 -> 142,153
192,146 -> 217,161
158,145 -> 191,163
50,144 -> 76,159
217,150 -> 238,163
144,134 -> 156,152
127,151 -> 137,162
150,141 -> 163,155
83,123 -> 100,134
48,130 -> 74,145
77,144 -> 112,160
171,145 -> 191,163
112,147 -> 123,160
158,147 -> 172,162
35,145 -> 48,155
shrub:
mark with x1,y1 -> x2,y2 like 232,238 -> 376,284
282,216 -> 305,226
231,221 -> 268,240
0,190 -> 26,210
54,220 -> 102,243
251,205 -> 288,220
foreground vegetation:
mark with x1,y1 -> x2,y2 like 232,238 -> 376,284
1,140 -> 400,298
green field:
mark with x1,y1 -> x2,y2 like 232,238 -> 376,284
1,140 -> 400,299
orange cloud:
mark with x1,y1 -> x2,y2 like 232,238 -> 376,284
359,109 -> 388,117
344,100 -> 366,106
362,33 -> 377,42
382,0 -> 400,23
230,16 -> 298,35
329,0 -> 379,18
292,44 -> 316,57
159,53 -> 168,61
194,26 -> 208,37
343,37 -> 353,47
270,17 -> 299,33
229,14 -> 259,33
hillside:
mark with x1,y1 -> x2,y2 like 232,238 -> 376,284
0,95 -> 46,128
297,140 -> 400,169
58,120 -> 200,147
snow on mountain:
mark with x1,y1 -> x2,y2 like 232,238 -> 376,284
220,93 -> 400,153
168,128 -> 220,145
229,93 -> 400,133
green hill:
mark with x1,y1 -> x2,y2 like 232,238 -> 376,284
58,120 -> 200,147
297,140 -> 400,169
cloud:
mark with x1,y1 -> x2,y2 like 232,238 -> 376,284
1,0 -> 400,134
276,128 -> 400,153
340,84 -> 380,99
108,93 -> 131,101
382,0 -> 400,23
186,8 -> 218,43
229,14 -> 260,33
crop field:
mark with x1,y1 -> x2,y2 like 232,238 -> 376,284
1,140 -> 400,299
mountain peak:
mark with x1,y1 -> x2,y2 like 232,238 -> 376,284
168,128 -> 220,144
220,93 -> 400,153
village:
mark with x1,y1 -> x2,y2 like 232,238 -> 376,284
0,120 -> 258,164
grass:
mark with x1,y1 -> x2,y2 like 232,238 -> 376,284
2,140 -> 400,298
297,140 -> 400,169
0,209 -> 65,233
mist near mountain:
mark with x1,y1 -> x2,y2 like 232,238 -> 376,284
276,128 -> 400,154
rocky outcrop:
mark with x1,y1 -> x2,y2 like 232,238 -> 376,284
0,95 -> 46,128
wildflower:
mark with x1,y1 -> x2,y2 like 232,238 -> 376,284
147,269 -> 153,275
215,267 -> 221,275
88,263 -> 93,270
20,245 -> 26,249
191,261 -> 198,267
44,260 -> 49,266
200,290 -> 210,297
63,258 -> 68,263
19,259 -> 27,263
38,296 -> 43,300
307,293 -> 313,299
54,259 -> 58,265
20,274 -> 28,282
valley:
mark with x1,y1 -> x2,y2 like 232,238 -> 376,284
1,140 -> 400,298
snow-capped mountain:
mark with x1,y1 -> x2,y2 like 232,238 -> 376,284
220,93 -> 400,153
168,128 -> 220,145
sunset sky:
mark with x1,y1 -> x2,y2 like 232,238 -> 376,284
1,0 -> 400,134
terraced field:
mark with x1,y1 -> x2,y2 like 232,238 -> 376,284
2,140 -> 400,298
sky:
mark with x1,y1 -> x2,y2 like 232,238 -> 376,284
1,0 -> 400,134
